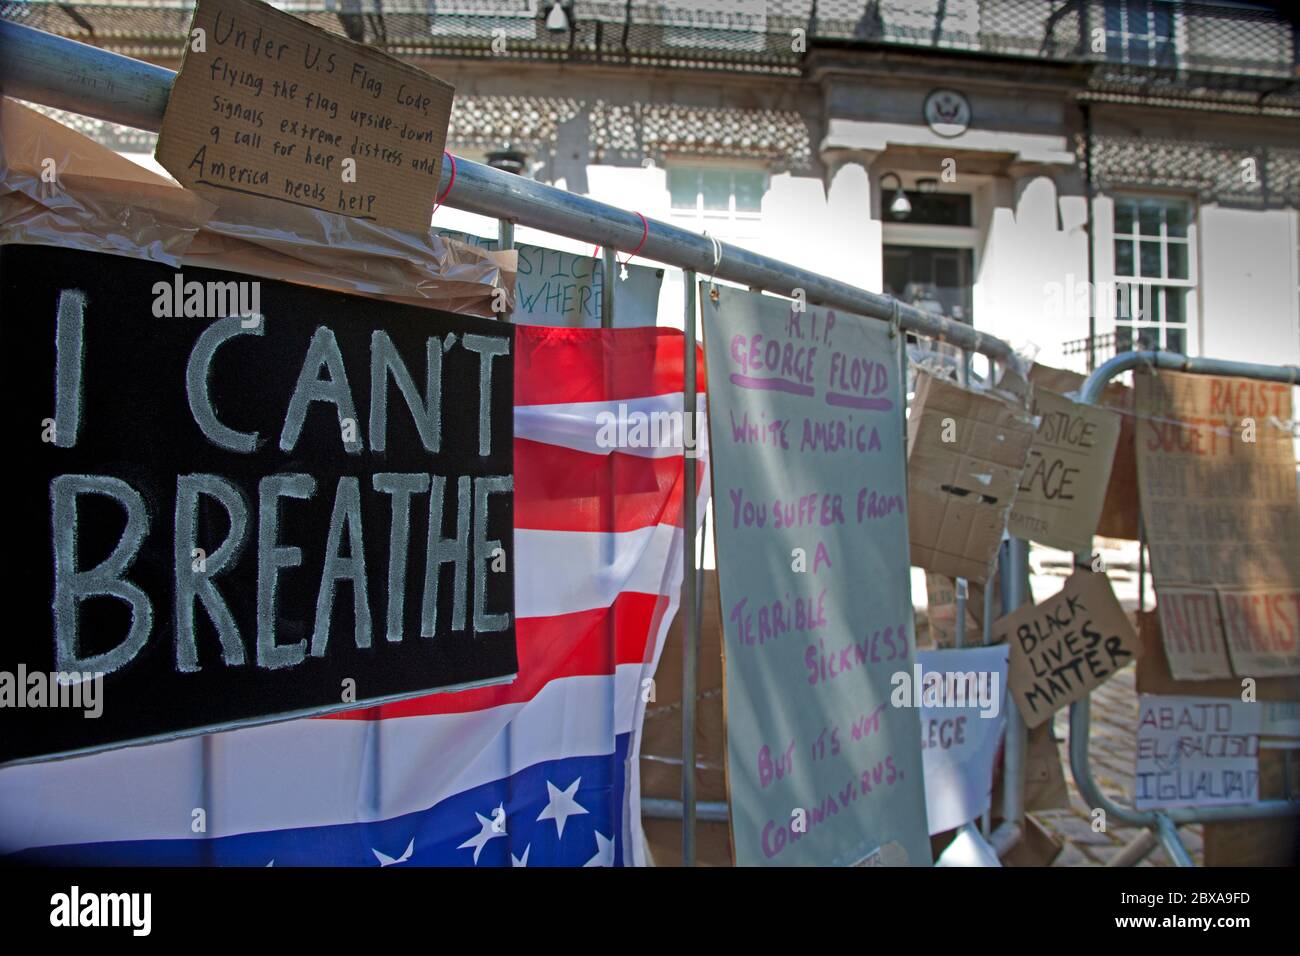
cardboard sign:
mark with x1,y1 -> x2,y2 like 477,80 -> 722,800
156,0 -> 453,235
438,231 -> 663,328
1007,388 -> 1121,552
998,571 -> 1140,728
1134,696 -> 1261,809
1154,588 -> 1233,680
1136,608 -> 1300,702
1028,363 -> 1139,540
916,645 -> 1009,834
907,373 -> 1036,583
1135,370 -> 1300,677
924,572 -> 983,648
0,245 -> 516,766
704,285 -> 931,867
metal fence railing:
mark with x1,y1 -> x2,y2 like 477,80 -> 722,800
1072,351 -> 1300,867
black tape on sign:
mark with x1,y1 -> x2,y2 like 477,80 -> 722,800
0,245 -> 517,765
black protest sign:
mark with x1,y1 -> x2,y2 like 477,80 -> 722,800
0,245 -> 516,765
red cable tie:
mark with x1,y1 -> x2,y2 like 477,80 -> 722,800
432,151 -> 456,215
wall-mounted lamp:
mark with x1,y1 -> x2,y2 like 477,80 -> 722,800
546,0 -> 572,33
487,143 -> 528,175
879,172 -> 911,220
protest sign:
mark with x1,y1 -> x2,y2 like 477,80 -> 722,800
916,646 -> 1009,834
156,0 -> 454,235
907,373 -> 1036,584
438,231 -> 663,328
1028,363 -> 1139,540
998,571 -> 1140,728
924,573 -> 983,648
1007,388 -> 1121,552
1135,695 -> 1261,810
704,285 -> 930,866
1135,369 -> 1300,677
0,244 -> 516,766
1154,588 -> 1233,680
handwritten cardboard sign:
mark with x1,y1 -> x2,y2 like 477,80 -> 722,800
924,572 -> 983,648
1007,388 -> 1121,552
0,244 -> 515,766
704,285 -> 930,866
998,571 -> 1140,728
907,373 -> 1036,584
1135,695 -> 1260,809
1135,370 -> 1300,677
1028,363 -> 1139,540
1155,587 -> 1233,680
156,0 -> 453,235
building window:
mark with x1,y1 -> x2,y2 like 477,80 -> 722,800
667,165 -> 764,241
1104,0 -> 1176,68
1112,196 -> 1195,354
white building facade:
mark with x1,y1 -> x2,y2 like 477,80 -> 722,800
10,0 -> 1300,372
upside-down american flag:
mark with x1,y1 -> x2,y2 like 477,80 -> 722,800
0,325 -> 707,867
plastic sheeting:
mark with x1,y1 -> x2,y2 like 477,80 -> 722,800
0,97 -> 515,317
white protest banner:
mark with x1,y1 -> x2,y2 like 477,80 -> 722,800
1134,695 -> 1261,809
704,284 -> 931,866
437,230 -> 663,328
915,645 -> 1009,834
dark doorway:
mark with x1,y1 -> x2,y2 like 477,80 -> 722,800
883,245 -> 974,325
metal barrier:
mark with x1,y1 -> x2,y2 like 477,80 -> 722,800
0,20 -> 1035,866
1071,350 -> 1300,867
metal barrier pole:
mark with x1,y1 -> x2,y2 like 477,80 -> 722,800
681,273 -> 698,866
1067,349 -> 1300,863
497,219 -> 515,251
990,537 -> 1029,857
600,247 -> 617,329
0,21 -> 1018,367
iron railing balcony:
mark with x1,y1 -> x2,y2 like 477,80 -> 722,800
0,0 -> 1296,86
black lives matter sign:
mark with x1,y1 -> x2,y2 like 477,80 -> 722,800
0,245 -> 516,765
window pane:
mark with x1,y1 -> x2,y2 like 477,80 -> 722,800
1140,240 -> 1163,277
1153,5 -> 1173,39
1115,201 -> 1135,234
1168,242 -> 1188,280
1165,326 -> 1185,354
734,171 -> 764,212
668,168 -> 697,210
1139,202 -> 1162,236
1129,37 -> 1149,64
1115,325 -> 1133,353
1166,202 -> 1188,237
1116,240 -> 1135,276
1105,2 -> 1123,33
1165,287 -> 1186,324
701,170 -> 730,211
